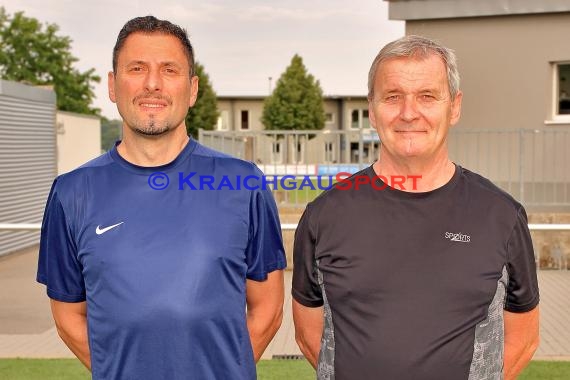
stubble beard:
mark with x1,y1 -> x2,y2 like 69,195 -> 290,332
129,94 -> 174,136
132,116 -> 170,136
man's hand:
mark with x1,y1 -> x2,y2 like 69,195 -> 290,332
292,299 -> 323,369
504,306 -> 539,380
246,270 -> 284,362
50,299 -> 91,370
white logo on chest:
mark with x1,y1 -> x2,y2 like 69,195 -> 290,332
96,222 -> 124,235
445,231 -> 471,243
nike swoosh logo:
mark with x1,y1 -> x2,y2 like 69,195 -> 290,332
96,222 -> 124,235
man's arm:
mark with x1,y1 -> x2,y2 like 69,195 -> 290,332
292,299 -> 323,369
50,299 -> 91,370
503,306 -> 539,380
246,270 -> 284,362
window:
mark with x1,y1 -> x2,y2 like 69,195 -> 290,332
351,110 -> 359,129
271,141 -> 282,164
350,142 -> 373,163
325,112 -> 334,123
294,141 -> 305,164
240,110 -> 249,129
324,141 -> 336,163
556,63 -> 570,115
288,137 -> 305,164
350,142 -> 359,163
216,110 -> 229,130
350,109 -> 370,129
362,110 -> 370,128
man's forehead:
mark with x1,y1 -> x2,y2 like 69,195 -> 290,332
376,55 -> 448,88
121,31 -> 182,49
380,54 -> 446,74
117,32 -> 189,65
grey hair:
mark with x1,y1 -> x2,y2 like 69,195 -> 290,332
367,35 -> 460,101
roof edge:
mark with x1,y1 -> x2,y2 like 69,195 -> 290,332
386,0 -> 570,21
0,80 -> 56,104
218,95 -> 367,100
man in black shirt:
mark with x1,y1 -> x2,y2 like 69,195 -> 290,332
292,35 -> 539,380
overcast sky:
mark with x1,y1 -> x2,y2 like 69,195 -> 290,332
2,0 -> 404,119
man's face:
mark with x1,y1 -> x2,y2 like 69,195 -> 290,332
369,54 -> 462,163
108,32 -> 198,136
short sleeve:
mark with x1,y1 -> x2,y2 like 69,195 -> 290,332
36,179 -> 86,302
245,185 -> 287,281
505,206 -> 539,313
292,204 -> 324,307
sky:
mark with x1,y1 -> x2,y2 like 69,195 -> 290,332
2,0 -> 404,119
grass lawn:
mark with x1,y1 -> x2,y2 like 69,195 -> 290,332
0,359 -> 90,380
257,359 -> 313,379
0,359 -> 313,380
0,359 -> 568,379
518,361 -> 570,380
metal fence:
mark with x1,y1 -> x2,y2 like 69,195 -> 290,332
199,128 -> 570,209
448,129 -> 570,208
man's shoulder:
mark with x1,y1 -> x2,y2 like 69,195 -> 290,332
52,151 -> 114,194
78,150 -> 115,170
191,140 -> 262,175
192,140 -> 234,160
459,166 -> 522,211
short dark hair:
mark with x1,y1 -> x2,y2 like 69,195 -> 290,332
112,16 -> 195,76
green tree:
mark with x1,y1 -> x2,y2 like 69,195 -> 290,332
0,7 -> 100,114
185,62 -> 219,138
101,117 -> 122,151
262,54 -> 325,132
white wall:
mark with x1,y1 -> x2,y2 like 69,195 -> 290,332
56,111 -> 101,174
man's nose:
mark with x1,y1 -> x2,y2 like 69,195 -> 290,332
400,96 -> 419,122
143,68 -> 163,92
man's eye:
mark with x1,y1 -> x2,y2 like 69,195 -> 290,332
420,94 -> 435,101
385,95 -> 399,102
164,67 -> 178,74
129,66 -> 143,72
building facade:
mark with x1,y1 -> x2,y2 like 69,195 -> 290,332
214,95 -> 375,165
0,80 -> 57,256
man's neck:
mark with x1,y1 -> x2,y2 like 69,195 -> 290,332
373,151 -> 455,193
117,127 -> 189,167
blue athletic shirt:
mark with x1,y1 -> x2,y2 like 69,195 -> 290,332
37,138 -> 286,380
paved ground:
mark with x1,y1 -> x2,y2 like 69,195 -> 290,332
0,246 -> 568,360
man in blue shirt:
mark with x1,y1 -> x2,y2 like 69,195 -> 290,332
37,16 -> 286,379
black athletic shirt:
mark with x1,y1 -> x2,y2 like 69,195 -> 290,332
292,165 -> 539,380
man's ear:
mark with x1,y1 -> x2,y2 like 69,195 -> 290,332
450,90 -> 463,126
368,100 -> 376,129
188,75 -> 199,108
108,71 -> 117,103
